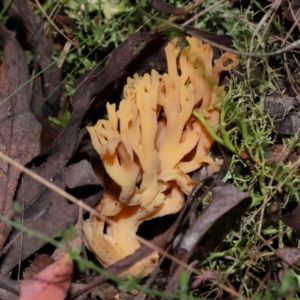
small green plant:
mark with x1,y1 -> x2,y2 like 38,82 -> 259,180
254,269 -> 300,300
193,70 -> 300,205
193,76 -> 274,205
49,110 -> 71,127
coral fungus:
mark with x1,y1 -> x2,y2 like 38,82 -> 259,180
83,36 -> 239,277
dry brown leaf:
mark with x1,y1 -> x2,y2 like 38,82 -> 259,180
282,204 -> 300,230
0,24 -> 41,249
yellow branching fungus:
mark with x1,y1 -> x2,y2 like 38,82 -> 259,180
83,36 -> 239,278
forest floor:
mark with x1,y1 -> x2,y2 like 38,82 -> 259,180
0,1 -> 300,299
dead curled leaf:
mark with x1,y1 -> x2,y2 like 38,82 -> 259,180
282,204 -> 300,230
0,23 -> 42,249
165,181 -> 250,294
275,247 -> 300,266
148,0 -> 185,15
64,159 -> 102,188
179,181 -> 250,256
275,247 -> 300,282
19,253 -> 73,300
1,0 -> 62,116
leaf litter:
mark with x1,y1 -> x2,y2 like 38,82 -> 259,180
0,1 -> 300,299
0,23 -> 41,249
